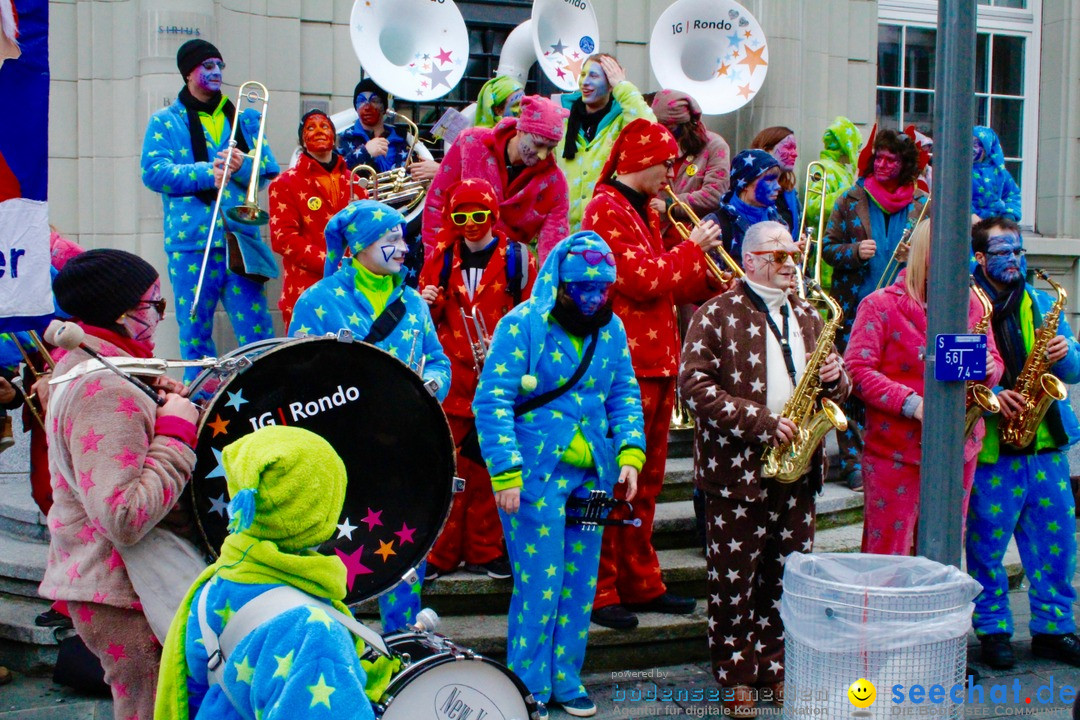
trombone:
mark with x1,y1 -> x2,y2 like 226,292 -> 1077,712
795,162 -> 829,299
874,190 -> 931,291
10,331 -> 55,430
191,81 -> 270,319
663,187 -> 744,283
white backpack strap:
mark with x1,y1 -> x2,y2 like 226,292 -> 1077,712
197,583 -> 254,720
217,586 -> 391,661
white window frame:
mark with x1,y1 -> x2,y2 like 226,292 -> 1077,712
878,0 -> 1041,227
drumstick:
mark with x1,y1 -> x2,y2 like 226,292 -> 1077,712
44,320 -> 166,407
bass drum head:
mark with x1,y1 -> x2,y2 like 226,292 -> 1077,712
381,635 -> 536,720
189,337 -> 455,606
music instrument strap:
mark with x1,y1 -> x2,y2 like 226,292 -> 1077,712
514,327 -> 599,417
743,284 -> 798,388
362,297 -> 408,344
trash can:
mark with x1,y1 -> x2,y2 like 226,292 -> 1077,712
781,552 -> 982,719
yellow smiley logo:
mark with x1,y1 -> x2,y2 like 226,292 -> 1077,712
307,197 -> 322,211
848,678 -> 876,708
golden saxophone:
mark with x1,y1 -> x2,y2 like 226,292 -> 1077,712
999,269 -> 1069,448
761,281 -> 848,482
964,280 -> 1002,438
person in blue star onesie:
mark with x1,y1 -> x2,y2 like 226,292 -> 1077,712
156,426 -> 384,720
290,199 -> 450,633
473,231 -> 646,719
968,217 -> 1080,670
140,40 -> 279,381
971,126 -> 1022,223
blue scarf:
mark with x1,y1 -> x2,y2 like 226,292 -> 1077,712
859,179 -> 912,298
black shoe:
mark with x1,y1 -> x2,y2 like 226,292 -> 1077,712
424,564 -> 451,583
590,604 -> 639,630
845,470 -> 864,492
1031,633 -> 1080,666
624,592 -> 696,615
464,556 -> 512,580
979,633 -> 1015,669
35,608 -> 73,629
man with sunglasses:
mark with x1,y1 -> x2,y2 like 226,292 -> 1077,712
967,217 -> 1080,670
420,179 -> 536,583
423,95 -> 570,262
679,221 -> 848,713
140,39 -> 279,378
582,118 -> 726,631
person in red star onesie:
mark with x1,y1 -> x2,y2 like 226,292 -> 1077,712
420,179 -> 536,580
581,118 -> 728,630
269,109 -> 365,329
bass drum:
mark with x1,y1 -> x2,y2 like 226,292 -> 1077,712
377,632 -> 538,720
187,335 -> 456,607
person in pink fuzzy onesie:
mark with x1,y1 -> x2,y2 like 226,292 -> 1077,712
38,249 -> 201,720
844,220 -> 1003,555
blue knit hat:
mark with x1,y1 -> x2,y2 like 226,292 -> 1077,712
324,200 -> 406,270
724,149 -> 780,201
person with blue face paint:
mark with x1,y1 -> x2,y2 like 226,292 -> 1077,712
971,126 -> 1022,223
705,149 -> 786,268
290,200 -> 451,634
473,232 -> 646,719
140,39 -> 279,380
557,54 -> 656,232
968,216 -> 1080,670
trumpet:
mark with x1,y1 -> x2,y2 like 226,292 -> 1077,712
192,80 -> 270,319
10,331 -> 56,430
460,307 -> 490,374
795,162 -> 829,298
875,191 -> 930,291
663,186 -> 744,284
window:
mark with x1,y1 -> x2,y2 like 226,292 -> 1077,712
877,1 -> 1040,225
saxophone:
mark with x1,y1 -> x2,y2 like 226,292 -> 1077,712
999,269 -> 1069,448
761,281 -> 849,482
964,280 -> 1001,438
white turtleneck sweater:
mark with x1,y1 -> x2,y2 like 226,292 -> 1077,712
744,278 -> 808,415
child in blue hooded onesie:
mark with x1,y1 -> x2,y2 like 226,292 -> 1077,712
473,232 -> 646,718
290,200 -> 451,633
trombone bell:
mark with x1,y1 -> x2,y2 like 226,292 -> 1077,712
225,202 -> 269,226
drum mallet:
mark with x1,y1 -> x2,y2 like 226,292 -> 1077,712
44,320 -> 165,407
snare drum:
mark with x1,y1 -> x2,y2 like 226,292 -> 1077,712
188,335 -> 456,606
377,632 -> 539,720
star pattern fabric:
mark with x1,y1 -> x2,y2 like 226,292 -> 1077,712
844,273 -> 1003,555
555,80 -> 656,234
702,486 -> 813,686
337,121 -> 409,175
182,579 -> 375,719
269,152 -> 360,327
423,117 -> 569,262
971,126 -> 1022,222
421,233 -> 536,571
141,101 -> 279,379
967,452 -> 1078,636
473,254 -> 645,703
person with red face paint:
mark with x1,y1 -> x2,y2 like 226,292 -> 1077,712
751,127 -> 801,231
582,118 -> 727,630
821,127 -> 929,492
269,109 -> 365,328
419,178 -> 536,581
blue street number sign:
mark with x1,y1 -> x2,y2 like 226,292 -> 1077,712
935,334 -> 987,382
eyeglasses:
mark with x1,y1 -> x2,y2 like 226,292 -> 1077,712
748,249 -> 803,265
663,159 -> 676,169
138,298 -> 168,316
569,249 -> 617,266
200,60 -> 225,71
356,93 -> 385,108
450,210 -> 493,226
986,248 -> 1027,258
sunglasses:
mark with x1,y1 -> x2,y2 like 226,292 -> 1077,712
200,60 -> 225,71
450,210 -> 493,226
138,298 -> 168,316
748,249 -> 802,265
569,249 -> 617,266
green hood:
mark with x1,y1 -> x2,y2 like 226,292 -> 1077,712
820,116 -> 862,168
